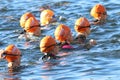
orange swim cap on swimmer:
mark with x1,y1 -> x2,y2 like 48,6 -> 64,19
90,4 -> 107,20
40,36 -> 56,53
20,12 -> 35,28
24,17 -> 40,36
54,24 -> 72,42
40,9 -> 54,26
4,44 -> 21,63
74,17 -> 91,37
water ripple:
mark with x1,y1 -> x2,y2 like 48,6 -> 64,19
1,0 -> 120,80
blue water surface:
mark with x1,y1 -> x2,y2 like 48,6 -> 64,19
0,0 -> 120,80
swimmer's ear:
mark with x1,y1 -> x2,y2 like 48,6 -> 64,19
42,55 -> 48,62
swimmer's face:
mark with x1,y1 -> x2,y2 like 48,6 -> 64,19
76,35 -> 86,44
97,12 -> 107,21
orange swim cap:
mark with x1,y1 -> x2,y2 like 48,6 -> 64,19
74,17 -> 91,37
40,9 -> 54,26
4,44 -> 21,62
54,24 -> 72,42
90,4 -> 107,20
20,12 -> 35,28
40,36 -> 56,53
24,17 -> 41,36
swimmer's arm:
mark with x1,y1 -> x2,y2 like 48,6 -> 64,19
83,39 -> 97,50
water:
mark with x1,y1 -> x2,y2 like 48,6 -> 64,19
0,0 -> 120,80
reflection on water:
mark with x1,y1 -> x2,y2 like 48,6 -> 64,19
0,71 -> 21,80
0,0 -> 120,80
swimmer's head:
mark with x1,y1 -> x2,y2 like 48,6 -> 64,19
40,36 -> 58,55
24,17 -> 41,36
54,24 -> 73,43
75,34 -> 86,44
90,4 -> 107,20
40,9 -> 55,26
20,12 -> 35,28
74,17 -> 91,37
4,44 -> 21,63
0,44 -> 21,69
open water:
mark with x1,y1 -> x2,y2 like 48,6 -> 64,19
0,0 -> 120,80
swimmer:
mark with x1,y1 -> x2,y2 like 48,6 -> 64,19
54,24 -> 73,49
40,36 -> 59,61
74,17 -> 97,49
19,12 -> 41,41
20,12 -> 35,29
0,44 -> 21,70
40,36 -> 71,62
74,17 -> 91,43
40,8 -> 57,26
90,4 -> 107,25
